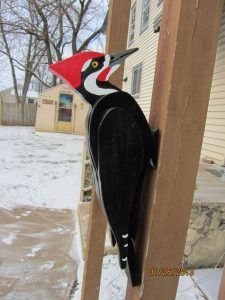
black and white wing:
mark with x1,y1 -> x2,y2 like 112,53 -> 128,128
97,107 -> 144,271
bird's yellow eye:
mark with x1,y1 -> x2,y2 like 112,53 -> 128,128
92,61 -> 99,68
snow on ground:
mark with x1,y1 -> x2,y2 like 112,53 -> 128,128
205,163 -> 225,182
73,256 -> 223,300
0,126 -> 222,300
0,126 -> 84,209
72,256 -> 128,300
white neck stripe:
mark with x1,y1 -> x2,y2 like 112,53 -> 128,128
83,55 -> 118,96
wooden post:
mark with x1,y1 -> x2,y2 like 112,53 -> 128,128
105,0 -> 132,89
218,264 -> 225,300
81,189 -> 107,300
81,1 -> 131,299
125,0 -> 224,299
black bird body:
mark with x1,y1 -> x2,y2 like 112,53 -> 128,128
49,48 -> 158,287
86,91 -> 157,285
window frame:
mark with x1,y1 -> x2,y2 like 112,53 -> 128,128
58,93 -> 73,122
131,63 -> 143,98
153,12 -> 162,33
28,98 -> 35,104
157,0 -> 163,7
128,2 -> 136,46
140,0 -> 150,34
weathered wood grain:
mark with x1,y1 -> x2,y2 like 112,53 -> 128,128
126,0 -> 224,299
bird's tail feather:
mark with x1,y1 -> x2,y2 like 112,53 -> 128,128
118,241 -> 129,269
125,239 -> 142,287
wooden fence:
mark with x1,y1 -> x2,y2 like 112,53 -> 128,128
0,102 -> 37,126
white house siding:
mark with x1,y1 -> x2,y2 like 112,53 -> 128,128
122,0 -> 162,119
123,0 -> 225,165
201,5 -> 225,164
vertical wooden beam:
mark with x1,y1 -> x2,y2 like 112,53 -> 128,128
81,189 -> 106,300
81,1 -> 131,299
126,0 -> 223,299
218,264 -> 225,300
105,0 -> 132,88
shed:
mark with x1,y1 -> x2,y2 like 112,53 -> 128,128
35,83 -> 89,135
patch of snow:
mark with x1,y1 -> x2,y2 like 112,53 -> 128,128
72,255 -> 127,300
0,126 -> 84,210
71,260 -> 84,300
205,163 -> 225,182
20,210 -> 32,217
70,209 -> 85,299
40,261 -> 55,270
0,127 -> 221,300
221,171 -> 225,181
50,227 -> 64,233
59,282 -> 69,288
72,254 -> 221,300
99,256 -> 127,300
193,268 -> 223,300
27,245 -> 42,257
176,276 -> 205,300
2,233 -> 17,245
69,210 -> 83,262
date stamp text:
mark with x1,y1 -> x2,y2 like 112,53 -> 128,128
149,267 -> 194,276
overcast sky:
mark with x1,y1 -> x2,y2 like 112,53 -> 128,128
0,0 -> 108,91
0,38 -> 106,90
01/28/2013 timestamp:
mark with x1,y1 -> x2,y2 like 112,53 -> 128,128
149,267 -> 194,277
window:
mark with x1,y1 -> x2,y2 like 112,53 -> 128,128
131,64 -> 142,97
128,3 -> 136,45
153,13 -> 162,33
140,0 -> 150,33
58,93 -> 73,122
28,98 -> 34,104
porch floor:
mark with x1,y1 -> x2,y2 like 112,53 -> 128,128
0,207 -> 77,300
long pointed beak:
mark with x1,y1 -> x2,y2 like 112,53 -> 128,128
109,48 -> 138,67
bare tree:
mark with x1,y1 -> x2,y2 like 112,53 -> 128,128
0,1 -> 20,102
0,0 -> 108,95
0,0 -> 51,99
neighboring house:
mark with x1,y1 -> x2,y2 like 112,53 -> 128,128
122,0 -> 225,165
35,83 -> 89,135
0,85 -> 38,104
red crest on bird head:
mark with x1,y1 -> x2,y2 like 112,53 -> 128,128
49,51 -> 104,89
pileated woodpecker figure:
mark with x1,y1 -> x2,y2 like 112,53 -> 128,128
49,48 -> 158,286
